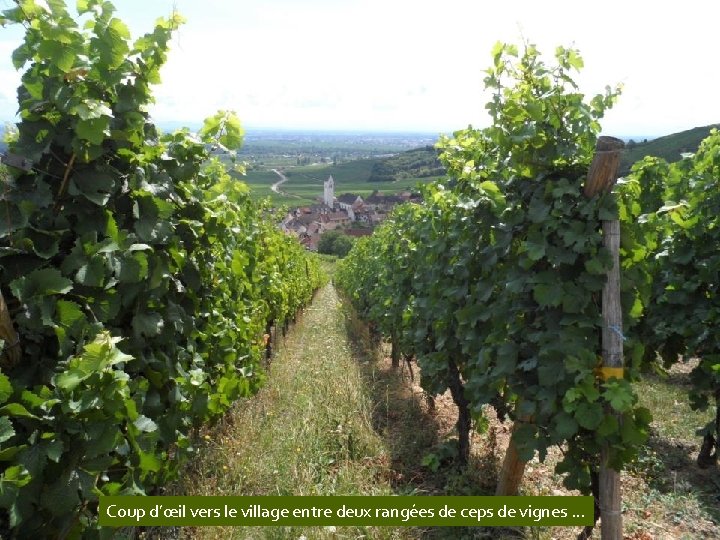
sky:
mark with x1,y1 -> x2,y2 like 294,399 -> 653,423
0,0 -> 718,137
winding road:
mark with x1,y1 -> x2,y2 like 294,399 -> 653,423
270,169 -> 302,199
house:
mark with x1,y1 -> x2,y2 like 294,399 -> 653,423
319,210 -> 352,230
337,193 -> 363,207
335,194 -> 361,221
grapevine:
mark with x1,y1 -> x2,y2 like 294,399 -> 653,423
337,43 -> 652,496
0,1 -> 323,536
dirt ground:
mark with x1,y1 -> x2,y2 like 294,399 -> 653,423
370,350 -> 720,540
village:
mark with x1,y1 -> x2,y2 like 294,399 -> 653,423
280,175 -> 422,250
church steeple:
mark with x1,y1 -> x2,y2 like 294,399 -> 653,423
323,175 -> 335,207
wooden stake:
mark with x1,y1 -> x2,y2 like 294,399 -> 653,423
0,289 -> 20,367
495,421 -> 528,495
584,136 -> 625,540
584,137 -> 624,198
599,218 -> 623,540
447,358 -> 471,465
391,332 -> 400,368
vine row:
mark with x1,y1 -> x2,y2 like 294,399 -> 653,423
0,1 -> 324,536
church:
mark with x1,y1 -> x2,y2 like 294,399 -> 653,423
323,175 -> 334,207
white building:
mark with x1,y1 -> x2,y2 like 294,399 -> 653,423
323,175 -> 335,207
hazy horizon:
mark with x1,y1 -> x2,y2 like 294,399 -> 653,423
1,0 -> 719,136
0,118 -> 681,142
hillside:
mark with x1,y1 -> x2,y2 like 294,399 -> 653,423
288,146 -> 444,184
620,124 -> 719,173
367,146 -> 444,182
313,126 -> 720,181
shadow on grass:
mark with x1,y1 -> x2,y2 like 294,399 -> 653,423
637,433 -> 720,525
634,368 -> 720,526
339,298 -> 526,540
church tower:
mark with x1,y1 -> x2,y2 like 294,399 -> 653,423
323,175 -> 335,207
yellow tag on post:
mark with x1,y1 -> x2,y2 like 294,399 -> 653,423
598,367 -> 624,381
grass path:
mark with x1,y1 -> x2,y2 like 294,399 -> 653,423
172,284 -> 412,540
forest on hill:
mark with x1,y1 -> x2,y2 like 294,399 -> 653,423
367,146 -> 445,182
620,124 -> 719,173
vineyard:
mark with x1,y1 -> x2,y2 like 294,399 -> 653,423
337,43 -> 720,537
0,2 -> 324,537
0,1 -> 719,539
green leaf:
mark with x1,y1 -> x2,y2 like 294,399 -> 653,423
76,0 -> 91,14
116,252 -> 148,283
512,422 -> 537,462
75,257 -> 106,286
629,298 -> 644,319
2,464 -> 30,487
100,482 -> 123,496
85,423 -> 121,458
137,450 -> 162,473
54,369 -> 85,391
189,368 -> 206,387
231,250 -> 248,275
574,402 -> 604,430
200,111 -> 244,150
566,48 -> 584,70
9,268 -> 73,300
45,439 -> 63,463
596,414 -> 619,437
620,415 -> 647,446
55,332 -> 132,391
0,202 -> 28,237
133,415 -> 157,433
75,117 -> 110,145
524,238 -> 546,261
528,197 -> 549,223
533,282 -> 563,308
634,406 -> 652,427
26,229 -> 60,259
41,470 -> 81,517
92,18 -> 131,69
221,112 -> 244,150
56,300 -> 85,328
0,417 -> 15,444
603,380 -> 634,412
0,373 -> 12,405
0,445 -> 26,462
11,43 -> 32,70
0,403 -> 38,419
132,313 -> 164,338
38,39 -> 76,72
72,100 -> 113,121
584,256 -> 606,274
479,180 -> 505,205
108,18 -> 131,40
552,412 -> 578,439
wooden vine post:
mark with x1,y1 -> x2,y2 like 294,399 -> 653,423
495,418 -> 529,495
584,136 -> 625,540
0,160 -> 23,369
0,289 -> 21,367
